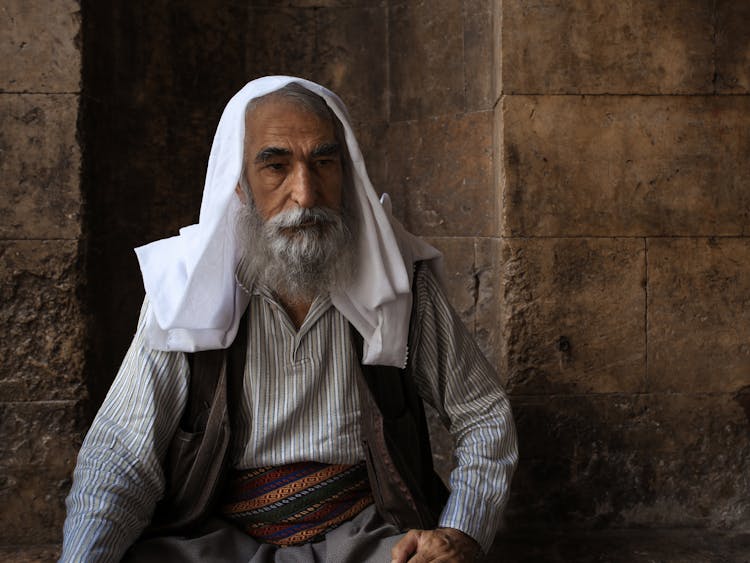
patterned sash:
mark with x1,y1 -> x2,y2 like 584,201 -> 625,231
219,461 -> 374,546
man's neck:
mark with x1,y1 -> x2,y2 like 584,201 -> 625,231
277,293 -> 312,330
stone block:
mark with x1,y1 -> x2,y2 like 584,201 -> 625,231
315,6 -> 388,125
389,0 -> 465,120
0,401 -> 83,544
648,238 -> 750,393
0,240 -> 86,402
501,238 -> 646,395
387,111 -> 495,236
463,0 -> 495,111
716,1 -> 750,93
0,94 -> 81,239
501,95 -> 750,237
0,0 -> 81,92
426,236 -> 504,372
424,237 -> 479,328
474,237 -> 503,370
508,393 -> 750,529
501,1 -> 714,94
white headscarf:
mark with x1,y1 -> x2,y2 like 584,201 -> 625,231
135,76 -> 442,367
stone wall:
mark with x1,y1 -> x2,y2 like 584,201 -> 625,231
498,0 -> 750,531
0,0 -> 87,550
2,0 -> 749,555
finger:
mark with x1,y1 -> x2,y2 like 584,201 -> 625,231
391,530 -> 422,563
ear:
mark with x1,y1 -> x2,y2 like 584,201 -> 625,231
235,183 -> 248,204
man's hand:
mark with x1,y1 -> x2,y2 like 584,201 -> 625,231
390,527 -> 479,562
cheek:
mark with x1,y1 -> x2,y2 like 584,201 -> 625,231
324,167 -> 344,207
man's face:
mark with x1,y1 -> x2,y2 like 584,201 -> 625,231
242,100 -> 344,222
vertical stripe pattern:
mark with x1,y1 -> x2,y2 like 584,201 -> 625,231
60,267 -> 517,561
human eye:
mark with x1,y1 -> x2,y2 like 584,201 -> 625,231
265,162 -> 285,172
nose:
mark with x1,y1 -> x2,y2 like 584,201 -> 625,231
289,163 -> 317,209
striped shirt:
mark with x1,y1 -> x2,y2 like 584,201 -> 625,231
61,266 -> 518,561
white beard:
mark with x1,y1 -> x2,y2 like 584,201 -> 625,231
236,204 -> 355,303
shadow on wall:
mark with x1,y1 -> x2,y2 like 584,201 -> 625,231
82,1 -> 250,408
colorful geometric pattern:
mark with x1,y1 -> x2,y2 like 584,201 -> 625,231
219,461 -> 373,546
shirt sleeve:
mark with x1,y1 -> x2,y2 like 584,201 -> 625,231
60,299 -> 189,563
410,264 -> 518,553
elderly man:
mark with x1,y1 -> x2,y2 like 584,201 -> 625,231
61,77 -> 517,562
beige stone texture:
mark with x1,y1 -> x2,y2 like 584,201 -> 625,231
389,0 -> 465,120
511,392 -> 750,528
0,0 -> 81,93
0,240 -> 85,402
313,6 -> 388,125
501,1 -> 714,94
0,94 -> 81,239
387,111 -> 495,236
501,95 -> 750,237
501,237 -> 646,395
463,0 -> 494,111
0,401 -> 82,544
425,236 -> 503,369
648,238 -> 750,393
716,1 -> 750,94
246,5 -> 387,127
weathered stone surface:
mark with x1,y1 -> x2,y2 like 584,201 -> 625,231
464,0 -> 494,111
246,7 -> 317,81
0,401 -> 83,544
315,6 -> 388,125
354,120 -> 389,196
501,238 -> 646,394
0,94 -> 81,239
0,0 -> 81,92
249,5 -> 388,126
389,0 -> 465,120
424,237 -> 478,329
501,95 -> 750,237
387,111 -> 495,236
508,393 -> 750,530
0,545 -> 60,563
487,530 -> 750,563
716,1 -> 750,94
473,238 -> 503,373
501,1 -> 714,94
249,0 -> 384,7
0,240 -> 86,402
429,236 -> 504,371
648,238 -> 750,393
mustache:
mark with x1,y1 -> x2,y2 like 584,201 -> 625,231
265,207 -> 340,230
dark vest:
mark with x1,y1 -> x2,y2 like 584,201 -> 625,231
148,268 -> 448,537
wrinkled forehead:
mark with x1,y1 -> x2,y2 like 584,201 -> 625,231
242,86 -> 348,157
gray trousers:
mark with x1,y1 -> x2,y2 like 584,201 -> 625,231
123,505 -> 405,563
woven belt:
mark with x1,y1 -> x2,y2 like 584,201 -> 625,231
219,461 -> 373,546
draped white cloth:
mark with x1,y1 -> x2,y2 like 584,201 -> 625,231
135,76 -> 442,367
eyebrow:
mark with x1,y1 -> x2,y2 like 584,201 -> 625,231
311,142 -> 340,158
254,146 -> 291,163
